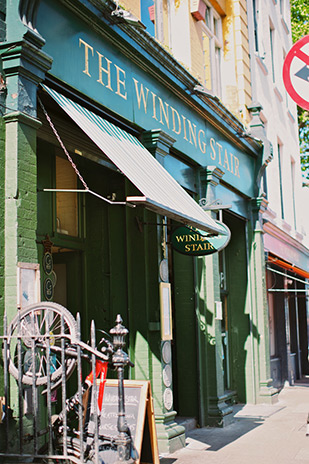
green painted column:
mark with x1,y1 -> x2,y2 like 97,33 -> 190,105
141,129 -> 186,454
0,3 -> 52,426
246,103 -> 277,404
1,2 -> 52,326
247,197 -> 278,404
197,166 -> 233,426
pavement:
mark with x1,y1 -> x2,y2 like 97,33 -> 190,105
160,377 -> 309,464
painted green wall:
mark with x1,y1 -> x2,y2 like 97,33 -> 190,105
224,213 -> 249,403
36,137 -> 162,391
172,250 -> 199,418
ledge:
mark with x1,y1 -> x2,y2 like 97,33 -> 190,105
274,86 -> 283,102
3,111 -> 42,129
287,109 -> 296,124
281,16 -> 289,35
256,55 -> 268,76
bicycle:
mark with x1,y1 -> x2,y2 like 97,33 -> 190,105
4,302 -> 137,464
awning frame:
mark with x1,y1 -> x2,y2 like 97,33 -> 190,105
40,85 -> 226,236
42,188 -> 135,207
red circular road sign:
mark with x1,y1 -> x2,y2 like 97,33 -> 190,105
283,35 -> 309,110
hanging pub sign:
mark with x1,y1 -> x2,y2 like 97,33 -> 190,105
171,220 -> 230,256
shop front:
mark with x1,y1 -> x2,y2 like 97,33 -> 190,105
1,0 -> 275,454
264,223 -> 309,388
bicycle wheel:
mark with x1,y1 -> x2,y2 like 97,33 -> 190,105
5,302 -> 77,387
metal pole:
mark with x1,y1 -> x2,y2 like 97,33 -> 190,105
3,313 -> 9,453
294,281 -> 302,379
110,315 -> 132,462
17,312 -> 23,455
284,274 -> 293,385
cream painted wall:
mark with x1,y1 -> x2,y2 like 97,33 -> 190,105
247,0 -> 308,248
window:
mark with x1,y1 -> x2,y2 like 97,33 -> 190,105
201,1 -> 223,96
262,170 -> 268,199
56,155 -> 78,236
270,22 -> 275,82
253,0 -> 259,53
279,0 -> 286,18
252,0 -> 266,59
277,143 -> 285,220
290,158 -> 297,229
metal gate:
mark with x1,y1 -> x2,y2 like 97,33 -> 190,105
0,302 -> 135,464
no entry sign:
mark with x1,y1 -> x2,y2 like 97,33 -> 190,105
283,35 -> 309,110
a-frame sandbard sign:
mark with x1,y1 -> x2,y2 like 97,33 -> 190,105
100,380 -> 159,464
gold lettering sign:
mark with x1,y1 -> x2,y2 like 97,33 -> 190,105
78,38 -> 241,178
171,224 -> 231,256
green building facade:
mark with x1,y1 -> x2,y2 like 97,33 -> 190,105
0,0 -> 277,454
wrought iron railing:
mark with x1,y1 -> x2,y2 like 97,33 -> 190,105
0,302 -> 135,464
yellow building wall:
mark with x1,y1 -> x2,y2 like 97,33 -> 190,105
119,1 -> 252,125
223,0 -> 251,123
119,0 -> 141,19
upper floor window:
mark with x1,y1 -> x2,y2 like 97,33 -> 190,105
279,0 -> 286,18
270,22 -> 276,83
253,0 -> 259,53
252,0 -> 266,58
201,1 -> 223,96
279,0 -> 289,32
277,143 -> 285,220
290,157 -> 297,230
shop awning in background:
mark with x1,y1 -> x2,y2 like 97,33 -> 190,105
42,85 -> 224,235
267,255 -> 309,280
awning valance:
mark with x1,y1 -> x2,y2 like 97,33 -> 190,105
42,85 -> 224,235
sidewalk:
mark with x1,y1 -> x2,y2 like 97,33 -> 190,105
160,378 -> 309,464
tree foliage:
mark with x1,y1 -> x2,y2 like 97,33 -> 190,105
290,0 -> 309,178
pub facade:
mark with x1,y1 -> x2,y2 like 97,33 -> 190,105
0,0 -> 277,453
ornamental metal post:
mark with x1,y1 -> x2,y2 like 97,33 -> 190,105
110,315 -> 133,463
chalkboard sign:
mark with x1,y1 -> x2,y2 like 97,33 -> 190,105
98,380 -> 159,464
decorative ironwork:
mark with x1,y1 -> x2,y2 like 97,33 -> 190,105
0,304 -> 136,463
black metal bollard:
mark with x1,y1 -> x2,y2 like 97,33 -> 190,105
110,315 -> 133,462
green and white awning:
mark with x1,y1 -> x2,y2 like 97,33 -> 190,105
42,85 -> 223,235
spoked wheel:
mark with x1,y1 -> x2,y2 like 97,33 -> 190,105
5,302 -> 77,388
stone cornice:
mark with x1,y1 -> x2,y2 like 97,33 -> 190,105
3,110 -> 42,128
0,39 -> 52,83
263,220 -> 309,257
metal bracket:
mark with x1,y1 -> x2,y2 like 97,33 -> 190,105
135,216 -> 171,233
199,199 -> 232,211
41,188 -> 136,207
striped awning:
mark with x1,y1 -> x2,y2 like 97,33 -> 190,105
42,85 -> 224,235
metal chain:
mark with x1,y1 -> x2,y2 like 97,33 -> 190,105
38,96 -> 89,190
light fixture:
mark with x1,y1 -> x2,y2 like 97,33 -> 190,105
111,1 -> 146,29
192,84 -> 219,101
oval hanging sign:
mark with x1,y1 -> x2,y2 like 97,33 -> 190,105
171,220 -> 230,256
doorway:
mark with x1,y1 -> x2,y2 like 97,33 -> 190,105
52,249 -> 84,323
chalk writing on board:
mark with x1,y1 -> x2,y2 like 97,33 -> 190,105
98,385 -> 142,440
